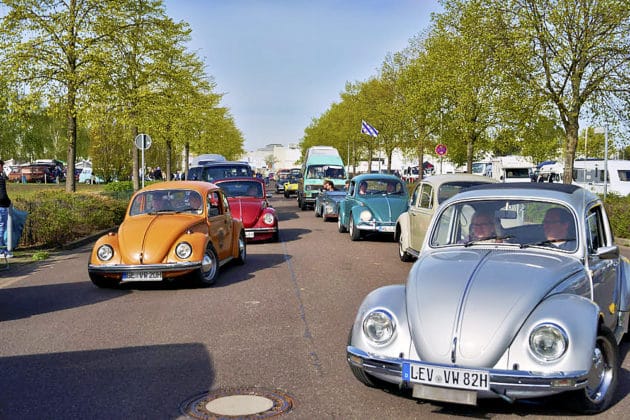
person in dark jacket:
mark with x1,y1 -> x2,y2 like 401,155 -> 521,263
0,159 -> 12,258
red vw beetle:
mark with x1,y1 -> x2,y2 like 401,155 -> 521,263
215,177 -> 279,242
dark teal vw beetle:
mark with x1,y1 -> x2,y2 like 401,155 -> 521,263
337,174 -> 408,241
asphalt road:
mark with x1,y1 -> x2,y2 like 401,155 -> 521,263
1,195 -> 629,419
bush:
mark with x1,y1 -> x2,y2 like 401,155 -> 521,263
11,191 -> 127,248
603,194 -> 630,240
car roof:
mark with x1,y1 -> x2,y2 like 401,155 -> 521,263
138,180 -> 218,194
352,173 -> 402,181
214,177 -> 264,184
418,173 -> 498,186
450,182 -> 600,213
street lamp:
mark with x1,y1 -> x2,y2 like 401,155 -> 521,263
594,126 -> 608,199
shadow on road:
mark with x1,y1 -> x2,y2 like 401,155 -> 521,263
0,343 -> 214,420
0,281 -> 130,321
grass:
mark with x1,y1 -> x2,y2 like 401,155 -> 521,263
6,182 -> 105,199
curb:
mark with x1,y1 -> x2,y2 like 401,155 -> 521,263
60,227 -> 117,250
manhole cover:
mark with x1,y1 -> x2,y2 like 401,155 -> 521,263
180,387 -> 295,419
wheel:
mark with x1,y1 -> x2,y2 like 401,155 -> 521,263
300,198 -> 308,211
194,244 -> 219,287
314,204 -> 321,217
235,232 -> 246,265
349,215 -> 361,241
398,231 -> 413,262
565,327 -> 619,414
338,215 -> 347,233
284,192 -> 289,198
89,273 -> 119,288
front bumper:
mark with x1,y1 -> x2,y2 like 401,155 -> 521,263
245,226 -> 277,239
356,220 -> 396,233
88,261 -> 201,274
347,346 -> 589,400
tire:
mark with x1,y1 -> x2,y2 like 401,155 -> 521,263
194,244 -> 219,287
349,215 -> 361,241
235,232 -> 246,265
565,327 -> 619,414
300,197 -> 308,211
398,231 -> 413,262
89,273 -> 119,288
314,205 -> 321,217
338,215 -> 347,233
284,192 -> 289,198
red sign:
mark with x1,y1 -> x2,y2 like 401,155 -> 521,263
435,144 -> 447,156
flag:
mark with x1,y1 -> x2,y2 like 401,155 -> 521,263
361,120 -> 379,137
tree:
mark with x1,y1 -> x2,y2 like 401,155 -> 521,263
0,0 -> 125,192
495,0 -> 630,183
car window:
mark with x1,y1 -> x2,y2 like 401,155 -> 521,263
410,183 -> 421,206
129,190 -> 202,215
430,199 -> 577,251
586,206 -> 607,253
208,191 -> 222,217
419,184 -> 433,209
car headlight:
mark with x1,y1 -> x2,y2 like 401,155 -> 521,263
325,204 -> 334,213
529,323 -> 568,362
96,244 -> 114,261
175,242 -> 193,259
263,213 -> 275,225
363,309 -> 395,345
359,209 -> 372,222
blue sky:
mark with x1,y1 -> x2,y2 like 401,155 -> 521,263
163,1 -> 442,151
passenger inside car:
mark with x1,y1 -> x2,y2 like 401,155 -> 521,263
468,210 -> 500,242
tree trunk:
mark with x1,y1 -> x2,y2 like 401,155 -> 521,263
562,118 -> 579,184
184,143 -> 190,180
166,139 -> 172,181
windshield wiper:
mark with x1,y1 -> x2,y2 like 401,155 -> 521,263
464,234 -> 513,247
520,238 -> 575,249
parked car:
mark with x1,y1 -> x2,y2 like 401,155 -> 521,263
314,189 -> 346,221
396,174 -> 498,261
348,183 -> 629,414
88,181 -> 246,288
337,174 -> 408,241
275,169 -> 291,193
215,177 -> 279,242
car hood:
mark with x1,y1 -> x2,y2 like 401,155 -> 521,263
118,215 -> 203,264
228,198 -> 264,227
362,196 -> 407,221
406,249 -> 583,367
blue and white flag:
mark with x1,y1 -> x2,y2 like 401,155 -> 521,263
361,120 -> 379,137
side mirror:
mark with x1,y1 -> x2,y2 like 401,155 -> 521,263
596,245 -> 619,260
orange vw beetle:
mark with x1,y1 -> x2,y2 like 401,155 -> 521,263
88,181 -> 246,288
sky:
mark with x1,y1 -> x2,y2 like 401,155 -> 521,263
163,0 -> 443,151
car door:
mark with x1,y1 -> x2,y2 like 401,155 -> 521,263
409,182 -> 434,251
207,190 -> 233,260
585,204 -> 618,330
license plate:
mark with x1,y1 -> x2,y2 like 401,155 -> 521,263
245,231 -> 255,238
403,363 -> 489,391
122,271 -> 162,281
380,226 -> 395,233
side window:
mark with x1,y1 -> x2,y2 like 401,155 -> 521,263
586,206 -> 608,253
410,184 -> 420,206
208,191 -> 222,217
419,184 -> 433,209
221,192 -> 230,214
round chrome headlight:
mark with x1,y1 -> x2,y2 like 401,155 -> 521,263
325,204 -> 334,213
529,323 -> 568,362
363,310 -> 395,345
263,213 -> 275,225
96,244 -> 114,261
175,242 -> 193,259
359,209 -> 372,222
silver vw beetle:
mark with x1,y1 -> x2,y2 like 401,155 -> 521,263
347,183 -> 630,413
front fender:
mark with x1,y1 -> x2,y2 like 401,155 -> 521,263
350,285 -> 412,360
505,293 -> 598,372
396,212 -> 410,244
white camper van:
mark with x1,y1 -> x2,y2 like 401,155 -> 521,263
536,159 -> 630,196
491,156 -> 534,183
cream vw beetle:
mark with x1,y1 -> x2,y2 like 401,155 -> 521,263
348,183 -> 630,414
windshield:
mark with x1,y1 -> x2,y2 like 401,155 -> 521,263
305,165 -> 345,180
430,199 -> 577,252
218,180 -> 263,198
356,179 -> 405,196
129,190 -> 203,216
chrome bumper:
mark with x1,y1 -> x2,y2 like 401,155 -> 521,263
356,221 -> 396,233
246,227 -> 277,234
88,261 -> 201,273
347,346 -> 589,398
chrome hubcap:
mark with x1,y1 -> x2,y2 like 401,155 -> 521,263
585,338 -> 613,403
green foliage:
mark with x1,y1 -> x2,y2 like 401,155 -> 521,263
12,191 -> 127,248
604,194 -> 630,240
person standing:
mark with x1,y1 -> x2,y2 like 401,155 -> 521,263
0,160 -> 12,258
